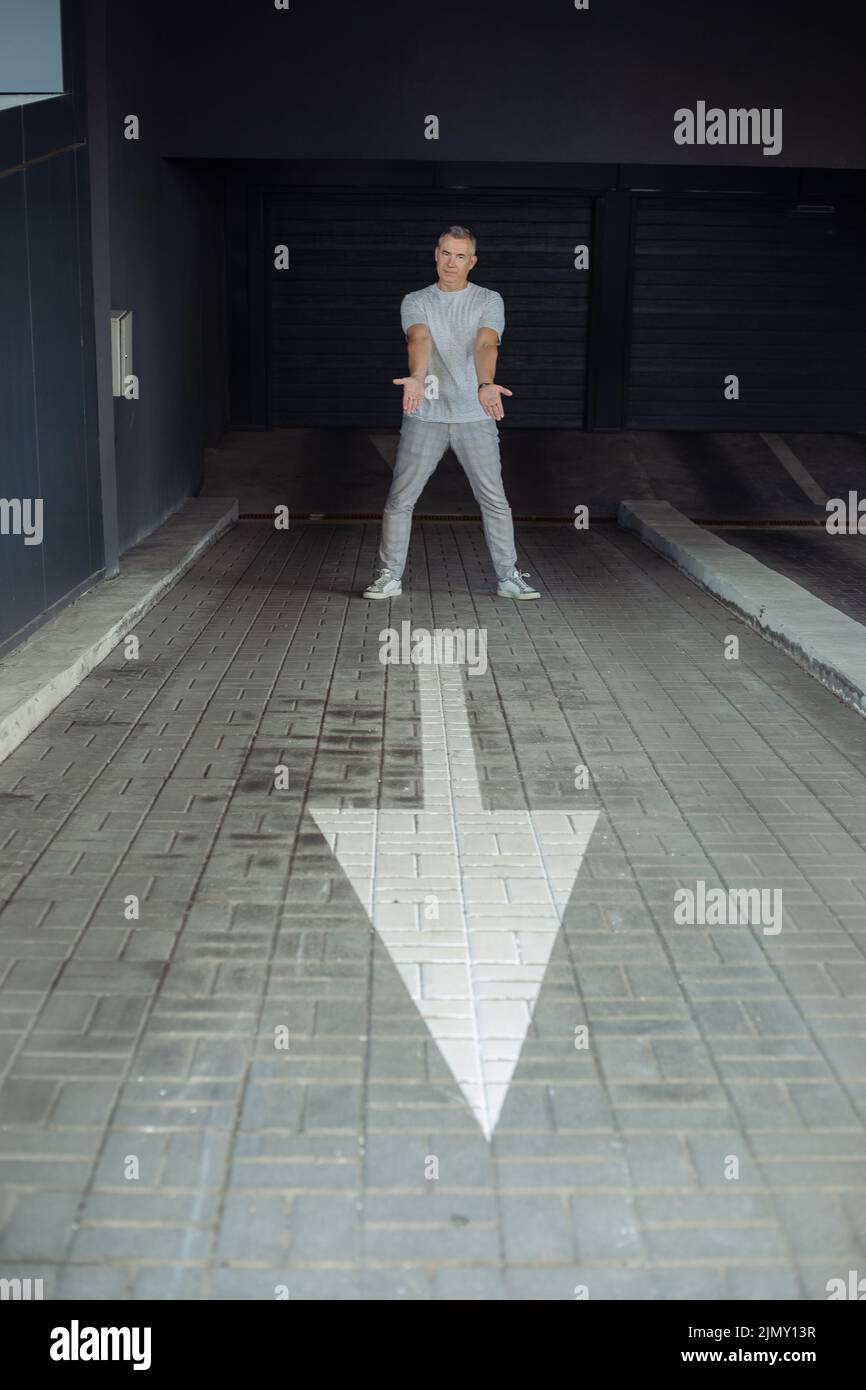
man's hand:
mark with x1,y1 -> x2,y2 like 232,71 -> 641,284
478,383 -> 513,421
393,376 -> 426,415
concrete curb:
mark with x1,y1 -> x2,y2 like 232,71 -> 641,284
0,497 -> 238,763
618,498 -> 866,717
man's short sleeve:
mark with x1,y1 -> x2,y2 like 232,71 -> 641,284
401,291 -> 427,338
479,290 -> 505,343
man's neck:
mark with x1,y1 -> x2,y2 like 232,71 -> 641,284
436,279 -> 470,293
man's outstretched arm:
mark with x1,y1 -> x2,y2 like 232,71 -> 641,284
474,326 -> 513,420
393,323 -> 432,415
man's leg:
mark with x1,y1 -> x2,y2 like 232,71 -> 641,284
376,416 -> 448,580
449,419 -> 518,580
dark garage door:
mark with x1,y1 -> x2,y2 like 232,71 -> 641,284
627,194 -> 866,430
266,187 -> 592,428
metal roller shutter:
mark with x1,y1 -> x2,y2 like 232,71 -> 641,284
266,187 -> 592,427
627,194 -> 866,430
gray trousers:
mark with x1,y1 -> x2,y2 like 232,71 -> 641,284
378,415 -> 518,581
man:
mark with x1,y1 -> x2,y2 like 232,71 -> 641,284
363,225 -> 540,600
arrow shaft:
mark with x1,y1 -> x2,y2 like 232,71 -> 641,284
418,662 -> 484,812
415,662 -> 490,1131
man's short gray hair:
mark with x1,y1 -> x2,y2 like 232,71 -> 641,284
438,225 -> 476,254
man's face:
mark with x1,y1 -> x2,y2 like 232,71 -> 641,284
435,237 -> 477,289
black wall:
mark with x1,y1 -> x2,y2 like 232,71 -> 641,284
99,2 -> 228,553
0,2 -> 230,657
0,83 -> 103,656
627,192 -> 866,430
153,0 -> 866,171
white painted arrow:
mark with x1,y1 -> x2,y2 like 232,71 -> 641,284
310,663 -> 599,1139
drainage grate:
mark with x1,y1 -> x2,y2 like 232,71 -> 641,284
238,512 -> 825,526
238,512 -> 616,523
705,518 -> 825,528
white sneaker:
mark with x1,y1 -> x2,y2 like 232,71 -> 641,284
363,567 -> 402,599
497,569 -> 541,600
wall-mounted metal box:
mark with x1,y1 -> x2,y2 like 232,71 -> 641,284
110,309 -> 133,396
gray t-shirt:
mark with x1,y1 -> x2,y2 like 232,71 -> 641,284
400,282 -> 505,423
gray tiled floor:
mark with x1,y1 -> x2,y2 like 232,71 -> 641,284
712,526 -> 866,627
1,519 -> 865,1301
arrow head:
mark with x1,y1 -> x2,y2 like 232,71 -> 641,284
309,805 -> 600,1138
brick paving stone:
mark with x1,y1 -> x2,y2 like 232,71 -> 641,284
134,1267 -> 207,1299
1,521 -> 865,1298
726,1266 -> 802,1299
431,1267 -> 507,1298
55,1266 -> 132,1300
